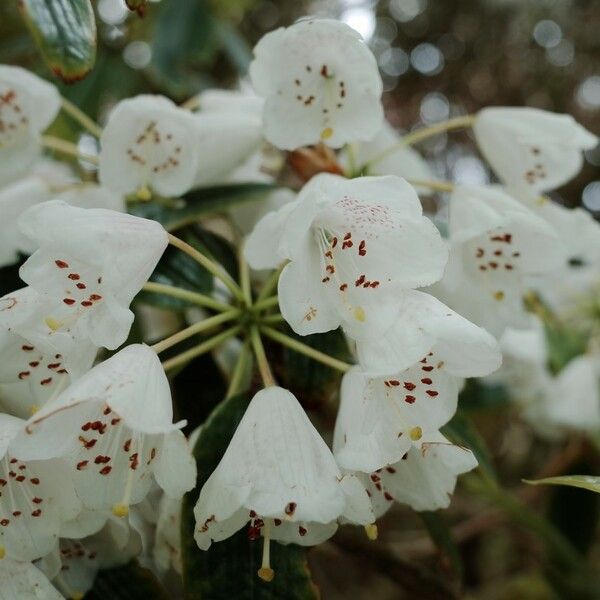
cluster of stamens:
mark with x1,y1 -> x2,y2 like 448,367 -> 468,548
0,456 -> 44,532
126,121 -> 182,174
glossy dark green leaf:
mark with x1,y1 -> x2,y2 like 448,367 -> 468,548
128,184 -> 277,232
458,379 -> 510,413
85,560 -> 169,600
0,258 -> 25,297
136,243 -> 213,311
277,326 -> 351,410
150,0 -> 218,97
442,411 -> 497,483
181,393 -> 318,599
420,511 -> 463,584
19,0 -> 96,82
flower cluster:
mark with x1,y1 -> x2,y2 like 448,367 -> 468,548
0,14 -> 598,596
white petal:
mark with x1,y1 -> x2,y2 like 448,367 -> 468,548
269,519 -> 338,546
0,559 -> 63,600
379,432 -> 478,511
153,430 -> 197,498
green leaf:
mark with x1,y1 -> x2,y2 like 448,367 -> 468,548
128,184 -> 277,232
442,412 -> 497,483
420,512 -> 463,584
150,0 -> 218,97
19,0 -> 96,83
85,560 -> 169,599
524,475 -> 600,494
181,393 -> 318,599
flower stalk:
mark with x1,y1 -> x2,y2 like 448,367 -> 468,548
142,281 -> 232,313
362,115 -> 476,171
61,97 -> 103,138
41,135 -> 99,164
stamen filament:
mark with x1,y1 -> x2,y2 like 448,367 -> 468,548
257,519 -> 275,582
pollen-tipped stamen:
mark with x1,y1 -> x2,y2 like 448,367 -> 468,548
257,519 -> 275,582
364,523 -> 378,540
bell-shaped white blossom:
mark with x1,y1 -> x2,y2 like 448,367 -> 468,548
12,344 -> 196,519
249,19 -> 383,150
0,66 -> 61,186
245,174 -> 447,340
193,89 -> 265,187
436,185 -> 564,337
99,95 -> 200,198
194,387 -> 373,579
334,325 -> 497,472
0,559 -> 63,600
354,290 -> 502,377
0,414 -> 81,561
351,433 -> 478,514
17,201 -> 168,350
473,107 -> 597,194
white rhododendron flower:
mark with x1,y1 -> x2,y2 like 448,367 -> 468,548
437,185 -> 564,337
99,95 -> 200,198
17,201 -> 168,350
194,387 -> 373,578
354,290 -> 502,377
473,107 -> 597,194
249,19 -> 383,149
335,327 -> 497,472
0,559 -> 63,599
0,66 -> 61,186
246,174 -> 447,339
13,344 -> 196,518
0,414 -> 80,561
352,433 -> 478,513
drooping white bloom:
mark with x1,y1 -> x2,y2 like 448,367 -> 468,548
193,89 -> 265,187
249,19 -> 383,150
17,201 -> 168,350
0,559 -> 63,600
0,414 -> 81,561
351,433 -> 478,514
245,174 -> 447,340
473,107 -> 597,194
0,66 -> 61,186
99,95 -> 200,198
12,344 -> 196,518
194,387 -> 373,579
334,324 -> 498,472
436,185 -> 564,337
